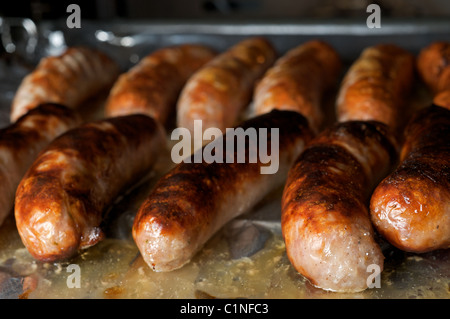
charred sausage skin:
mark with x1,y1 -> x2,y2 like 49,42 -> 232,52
133,110 -> 314,272
15,114 -> 166,262
0,103 -> 80,227
370,105 -> 450,253
281,121 -> 398,292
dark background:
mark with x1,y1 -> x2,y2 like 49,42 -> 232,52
1,0 -> 450,21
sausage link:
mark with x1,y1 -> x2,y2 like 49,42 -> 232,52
15,114 -> 166,262
0,104 -> 80,227
370,105 -> 450,253
10,47 -> 119,122
177,37 -> 277,136
253,40 -> 342,133
336,44 -> 415,132
133,110 -> 314,272
417,41 -> 450,110
417,41 -> 450,94
105,44 -> 216,124
281,121 -> 398,292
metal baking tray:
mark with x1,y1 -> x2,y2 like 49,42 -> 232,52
0,18 -> 449,299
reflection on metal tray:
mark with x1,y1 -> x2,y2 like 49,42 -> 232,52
0,19 -> 449,299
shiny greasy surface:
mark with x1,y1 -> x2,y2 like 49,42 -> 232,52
105,44 -> 216,123
133,110 -> 314,272
15,114 -> 165,262
281,121 -> 398,292
253,40 -> 342,133
336,44 -> 415,133
370,105 -> 450,253
10,47 -> 119,122
0,32 -> 448,299
0,103 -> 80,227
177,37 -> 277,134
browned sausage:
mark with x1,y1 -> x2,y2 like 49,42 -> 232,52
370,105 -> 450,253
433,90 -> 450,110
10,47 -> 119,122
104,44 -> 216,124
416,41 -> 450,94
281,121 -> 398,292
177,37 -> 277,138
0,103 -> 80,227
417,41 -> 450,110
253,40 -> 342,133
15,114 -> 166,262
336,44 -> 415,133
133,110 -> 314,272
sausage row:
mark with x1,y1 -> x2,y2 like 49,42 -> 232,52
2,39 -> 448,295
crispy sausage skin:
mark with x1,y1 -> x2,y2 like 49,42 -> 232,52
417,41 -> 450,109
281,121 -> 398,292
133,110 -> 314,272
10,47 -> 119,122
177,37 -> 277,136
15,114 -> 166,262
105,44 -> 216,123
370,105 -> 450,253
0,104 -> 80,227
253,40 -> 342,133
336,44 -> 415,132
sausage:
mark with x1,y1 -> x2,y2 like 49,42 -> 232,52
336,44 -> 415,133
177,37 -> 277,137
434,90 -> 450,110
104,44 -> 216,124
416,41 -> 450,94
133,110 -> 314,272
281,121 -> 398,292
10,47 -> 119,122
0,103 -> 80,227
15,114 -> 166,262
370,105 -> 450,253
253,40 -> 342,133
417,41 -> 450,109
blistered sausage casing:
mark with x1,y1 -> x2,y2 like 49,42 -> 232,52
0,103 -> 80,227
282,121 -> 398,292
133,110 -> 314,272
370,105 -> 450,253
15,114 -> 166,262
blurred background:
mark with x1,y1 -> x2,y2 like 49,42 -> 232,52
2,0 -> 450,20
